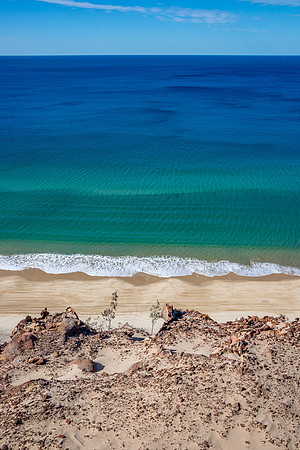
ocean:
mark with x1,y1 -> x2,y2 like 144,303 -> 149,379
0,55 -> 299,277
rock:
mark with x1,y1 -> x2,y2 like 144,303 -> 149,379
35,357 -> 45,365
161,304 -> 174,322
65,306 -> 79,319
45,320 -> 58,330
115,322 -> 134,337
126,361 -> 143,375
11,316 -> 33,337
73,358 -> 97,373
58,317 -> 80,338
40,308 -> 49,319
0,333 -> 36,362
28,357 -> 39,364
230,334 -> 240,345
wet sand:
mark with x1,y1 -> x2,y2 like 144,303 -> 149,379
0,269 -> 299,339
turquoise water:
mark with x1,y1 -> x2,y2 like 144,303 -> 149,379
0,56 -> 299,276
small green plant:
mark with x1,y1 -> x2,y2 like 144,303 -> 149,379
102,291 -> 118,331
85,291 -> 118,332
150,300 -> 161,335
85,315 -> 104,332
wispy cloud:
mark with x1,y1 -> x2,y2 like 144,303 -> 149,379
240,0 -> 300,6
235,27 -> 267,32
36,0 -> 236,23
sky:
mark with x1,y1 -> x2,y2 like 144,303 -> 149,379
0,0 -> 299,55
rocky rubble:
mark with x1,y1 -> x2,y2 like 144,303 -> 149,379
0,306 -> 299,449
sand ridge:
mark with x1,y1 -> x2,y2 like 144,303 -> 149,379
0,269 -> 299,318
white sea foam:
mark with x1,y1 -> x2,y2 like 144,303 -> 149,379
0,254 -> 299,278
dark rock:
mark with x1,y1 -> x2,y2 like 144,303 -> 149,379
73,358 -> 97,373
58,317 -> 80,338
0,333 -> 36,362
40,308 -> 49,319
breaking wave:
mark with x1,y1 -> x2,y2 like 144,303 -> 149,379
0,254 -> 299,278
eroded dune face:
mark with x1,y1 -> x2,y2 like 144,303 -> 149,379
0,307 -> 299,449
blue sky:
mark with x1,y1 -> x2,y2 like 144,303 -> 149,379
0,0 -> 299,54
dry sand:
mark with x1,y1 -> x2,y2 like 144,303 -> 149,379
0,308 -> 299,449
0,269 -> 299,341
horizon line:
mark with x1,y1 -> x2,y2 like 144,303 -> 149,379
0,53 -> 300,57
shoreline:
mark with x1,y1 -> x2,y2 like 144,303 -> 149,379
0,268 -> 299,341
1,253 -> 300,278
2,267 -> 299,282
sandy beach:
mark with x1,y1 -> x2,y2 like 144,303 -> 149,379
0,269 -> 299,340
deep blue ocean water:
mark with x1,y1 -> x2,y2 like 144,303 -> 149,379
0,56 -> 299,276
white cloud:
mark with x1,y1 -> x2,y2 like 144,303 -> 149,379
36,0 -> 236,23
240,0 -> 300,6
235,27 -> 267,31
